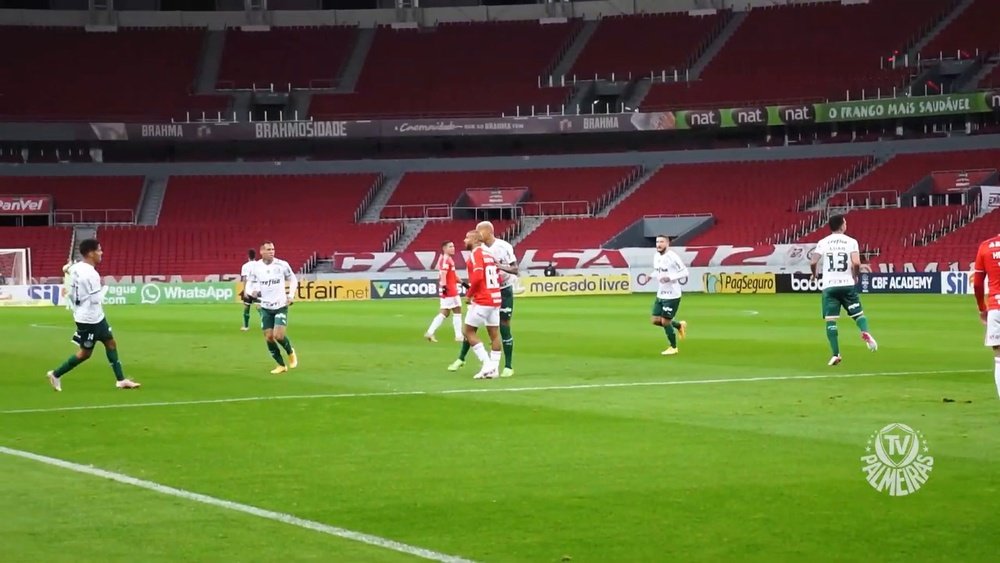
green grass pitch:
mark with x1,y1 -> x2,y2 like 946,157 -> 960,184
2,294 -> 998,562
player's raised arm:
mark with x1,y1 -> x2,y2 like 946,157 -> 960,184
974,242 -> 987,320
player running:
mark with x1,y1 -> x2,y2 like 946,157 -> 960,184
973,232 -> 1000,398
240,248 -> 257,331
243,241 -> 298,374
45,239 -> 141,391
809,214 -> 877,366
425,240 -> 464,343
448,221 -> 518,376
650,235 -> 689,355
462,230 -> 503,379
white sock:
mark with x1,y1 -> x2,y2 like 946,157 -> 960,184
472,342 -> 488,363
427,313 -> 445,335
994,357 -> 1000,399
490,350 -> 502,371
452,314 -> 462,338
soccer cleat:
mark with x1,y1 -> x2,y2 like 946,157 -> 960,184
677,320 -> 688,340
447,359 -> 465,371
46,371 -> 61,392
861,332 -> 878,352
240,326 -> 249,332
661,347 -> 679,356
288,349 -> 298,369
116,379 -> 141,389
424,333 -> 438,343
473,368 -> 499,380
454,335 -> 464,342
270,365 -> 288,375
500,367 -> 514,378
828,355 -> 842,366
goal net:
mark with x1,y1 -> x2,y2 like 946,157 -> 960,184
0,248 -> 30,285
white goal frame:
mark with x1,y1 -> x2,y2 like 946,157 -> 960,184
0,248 -> 31,285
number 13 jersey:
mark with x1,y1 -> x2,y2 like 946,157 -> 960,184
815,233 -> 860,289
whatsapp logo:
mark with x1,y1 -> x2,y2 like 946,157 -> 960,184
140,283 -> 162,304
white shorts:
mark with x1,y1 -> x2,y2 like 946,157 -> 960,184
986,310 -> 1000,347
465,303 -> 499,328
439,296 -> 461,310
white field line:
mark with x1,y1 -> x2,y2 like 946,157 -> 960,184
0,446 -> 476,563
0,369 -> 983,416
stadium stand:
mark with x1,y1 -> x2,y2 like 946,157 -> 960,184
95,174 -> 397,276
829,149 -> 1000,207
0,176 -> 144,223
216,26 -> 357,90
642,0 -> 950,110
380,167 -> 639,220
922,0 -> 1000,58
0,27 -> 226,122
0,227 -> 72,280
904,207 -> 1000,265
518,157 -> 865,249
310,20 -> 580,118
405,220 -> 514,252
569,12 -> 726,79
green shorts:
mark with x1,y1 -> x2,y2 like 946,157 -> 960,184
72,318 -> 113,349
261,306 -> 289,330
822,286 -> 863,319
652,297 -> 681,320
500,286 -> 514,322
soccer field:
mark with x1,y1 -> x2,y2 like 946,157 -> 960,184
2,294 -> 998,562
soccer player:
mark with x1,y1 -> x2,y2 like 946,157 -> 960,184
650,235 -> 689,355
45,239 -> 140,391
462,230 -> 503,379
973,232 -> 1000,398
239,248 -> 257,331
61,259 -> 74,311
243,241 -> 298,374
448,221 -> 518,377
810,214 -> 877,366
425,240 -> 464,343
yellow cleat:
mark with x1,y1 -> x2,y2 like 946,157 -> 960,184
677,320 -> 687,340
661,347 -> 679,356
288,349 -> 298,369
270,365 -> 288,375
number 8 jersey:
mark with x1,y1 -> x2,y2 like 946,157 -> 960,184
467,246 -> 502,307
815,233 -> 860,289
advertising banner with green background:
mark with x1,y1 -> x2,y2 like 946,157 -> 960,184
104,282 -> 236,305
814,91 -> 999,123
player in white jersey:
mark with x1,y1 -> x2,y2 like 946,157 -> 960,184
243,241 -> 299,374
45,239 -> 140,391
448,221 -> 519,377
239,248 -> 257,331
650,235 -> 689,355
809,214 -> 878,366
62,259 -> 74,311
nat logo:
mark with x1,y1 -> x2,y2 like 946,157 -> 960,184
777,104 -> 815,124
684,110 -> 722,129
989,90 -> 1000,112
732,107 -> 769,127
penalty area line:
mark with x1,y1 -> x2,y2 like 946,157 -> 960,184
0,446 -> 476,563
0,369 -> 983,415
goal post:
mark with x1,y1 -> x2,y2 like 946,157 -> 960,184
0,248 -> 30,285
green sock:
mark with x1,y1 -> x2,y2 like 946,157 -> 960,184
242,306 -> 251,329
664,324 -> 677,348
671,320 -> 682,329
278,337 -> 293,355
53,355 -> 84,377
105,348 -> 125,382
499,324 -> 513,370
854,315 -> 870,333
826,321 -> 840,355
267,341 -> 285,366
458,339 -> 470,362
